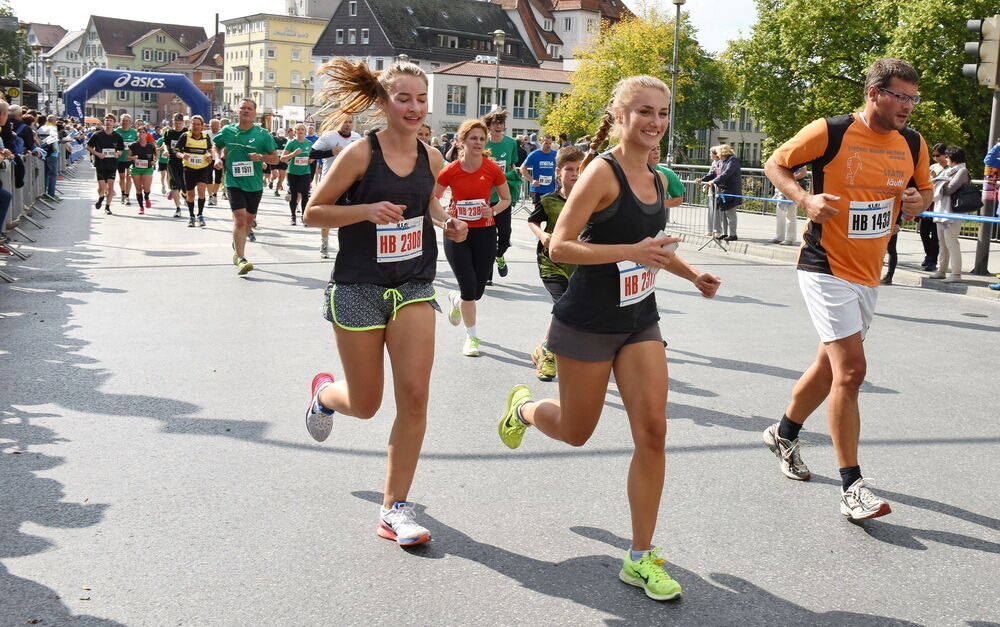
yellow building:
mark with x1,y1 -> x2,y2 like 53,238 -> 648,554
221,14 -> 327,127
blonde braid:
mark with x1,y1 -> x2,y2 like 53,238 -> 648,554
580,106 -> 615,172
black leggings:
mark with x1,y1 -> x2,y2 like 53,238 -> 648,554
444,225 -> 497,301
287,173 -> 311,217
494,208 -> 512,257
885,233 -> 898,278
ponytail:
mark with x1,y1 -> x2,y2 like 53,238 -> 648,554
315,58 -> 428,134
315,59 -> 384,133
580,105 -> 615,173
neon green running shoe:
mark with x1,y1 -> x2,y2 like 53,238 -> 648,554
619,548 -> 682,601
498,384 -> 532,449
237,258 -> 254,275
531,344 -> 556,381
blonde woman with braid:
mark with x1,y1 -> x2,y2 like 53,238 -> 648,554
301,59 -> 467,547
497,76 -> 722,601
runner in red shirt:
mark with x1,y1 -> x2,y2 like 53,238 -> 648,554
435,119 -> 511,357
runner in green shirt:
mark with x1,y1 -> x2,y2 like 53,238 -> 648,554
649,145 -> 685,210
280,122 -> 315,226
155,134 -> 170,195
525,145 -> 584,381
114,114 -> 139,206
211,98 -> 279,275
482,109 -> 522,282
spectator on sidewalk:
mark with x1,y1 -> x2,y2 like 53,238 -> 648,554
930,146 -> 969,283
771,166 -> 807,245
921,143 -> 947,270
699,144 -> 742,241
696,147 -> 721,236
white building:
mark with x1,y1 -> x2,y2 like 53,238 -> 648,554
427,61 -> 570,136
40,30 -> 85,115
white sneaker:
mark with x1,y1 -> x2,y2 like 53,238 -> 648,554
942,275 -> 962,283
781,240 -> 797,246
304,373 -> 335,442
762,423 -> 811,480
840,478 -> 891,520
377,502 -> 431,546
447,290 -> 462,326
768,238 -> 782,244
928,271 -> 946,279
462,336 -> 481,357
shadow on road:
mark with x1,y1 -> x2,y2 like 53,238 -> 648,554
1,196 -> 198,624
350,491 -> 916,625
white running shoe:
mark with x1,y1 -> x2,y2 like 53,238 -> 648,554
762,423 -> 811,480
377,502 -> 431,546
840,478 -> 891,520
462,336 -> 481,357
447,290 -> 462,326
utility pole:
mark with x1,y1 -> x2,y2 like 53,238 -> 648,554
963,16 -> 1000,275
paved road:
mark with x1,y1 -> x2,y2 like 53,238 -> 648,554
2,165 -> 999,626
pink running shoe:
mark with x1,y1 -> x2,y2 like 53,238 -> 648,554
305,373 -> 336,442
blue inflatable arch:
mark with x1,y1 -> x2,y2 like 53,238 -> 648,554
63,68 -> 211,121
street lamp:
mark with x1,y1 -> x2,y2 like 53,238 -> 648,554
666,0 -> 685,166
43,57 -> 52,113
492,29 -> 505,112
301,76 -> 313,120
397,53 -> 409,64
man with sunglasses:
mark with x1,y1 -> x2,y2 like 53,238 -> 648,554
762,58 -> 933,520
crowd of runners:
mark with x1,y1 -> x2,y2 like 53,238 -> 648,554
65,55 -> 956,604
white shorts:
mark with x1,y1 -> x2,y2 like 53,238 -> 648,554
797,271 -> 878,342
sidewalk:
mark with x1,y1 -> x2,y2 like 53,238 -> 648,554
668,206 -> 1000,303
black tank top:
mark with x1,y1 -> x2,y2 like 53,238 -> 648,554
552,152 -> 666,333
332,131 -> 437,287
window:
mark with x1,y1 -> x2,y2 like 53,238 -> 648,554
336,29 -> 344,44
527,91 -> 541,119
156,34 -> 165,43
564,18 -> 574,32
479,86 -> 492,116
141,92 -> 154,102
547,45 -> 561,59
348,0 -> 357,16
169,51 -> 177,61
587,18 -> 598,34
543,18 -> 553,31
117,91 -> 128,101
142,49 -> 151,61
267,48 -> 276,59
291,70 -> 301,84
547,92 -> 561,106
203,71 -> 215,80
361,29 -> 369,44
156,50 -> 164,62
446,85 -> 467,116
267,71 -> 276,83
513,90 -> 525,118
291,47 -> 300,61
292,94 -> 300,105
375,58 -> 384,70
437,34 -> 458,48
348,29 -> 356,45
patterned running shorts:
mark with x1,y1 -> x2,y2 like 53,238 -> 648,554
323,281 -> 441,331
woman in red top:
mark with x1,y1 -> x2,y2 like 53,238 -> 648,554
435,119 -> 511,356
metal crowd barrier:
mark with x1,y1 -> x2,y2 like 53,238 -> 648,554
666,164 -> 999,243
1,154 -> 55,281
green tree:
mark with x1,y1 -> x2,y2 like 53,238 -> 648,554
727,0 -> 995,166
539,12 -> 734,162
0,0 -> 29,81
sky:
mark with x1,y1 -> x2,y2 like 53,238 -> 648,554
12,0 -> 756,55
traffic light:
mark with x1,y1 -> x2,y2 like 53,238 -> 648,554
963,16 -> 1000,87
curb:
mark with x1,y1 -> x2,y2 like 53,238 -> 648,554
675,232 -> 1000,304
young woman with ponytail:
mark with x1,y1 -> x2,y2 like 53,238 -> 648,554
496,76 -> 722,601
301,58 -> 468,547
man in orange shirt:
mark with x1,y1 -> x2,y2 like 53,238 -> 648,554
762,58 -> 933,520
